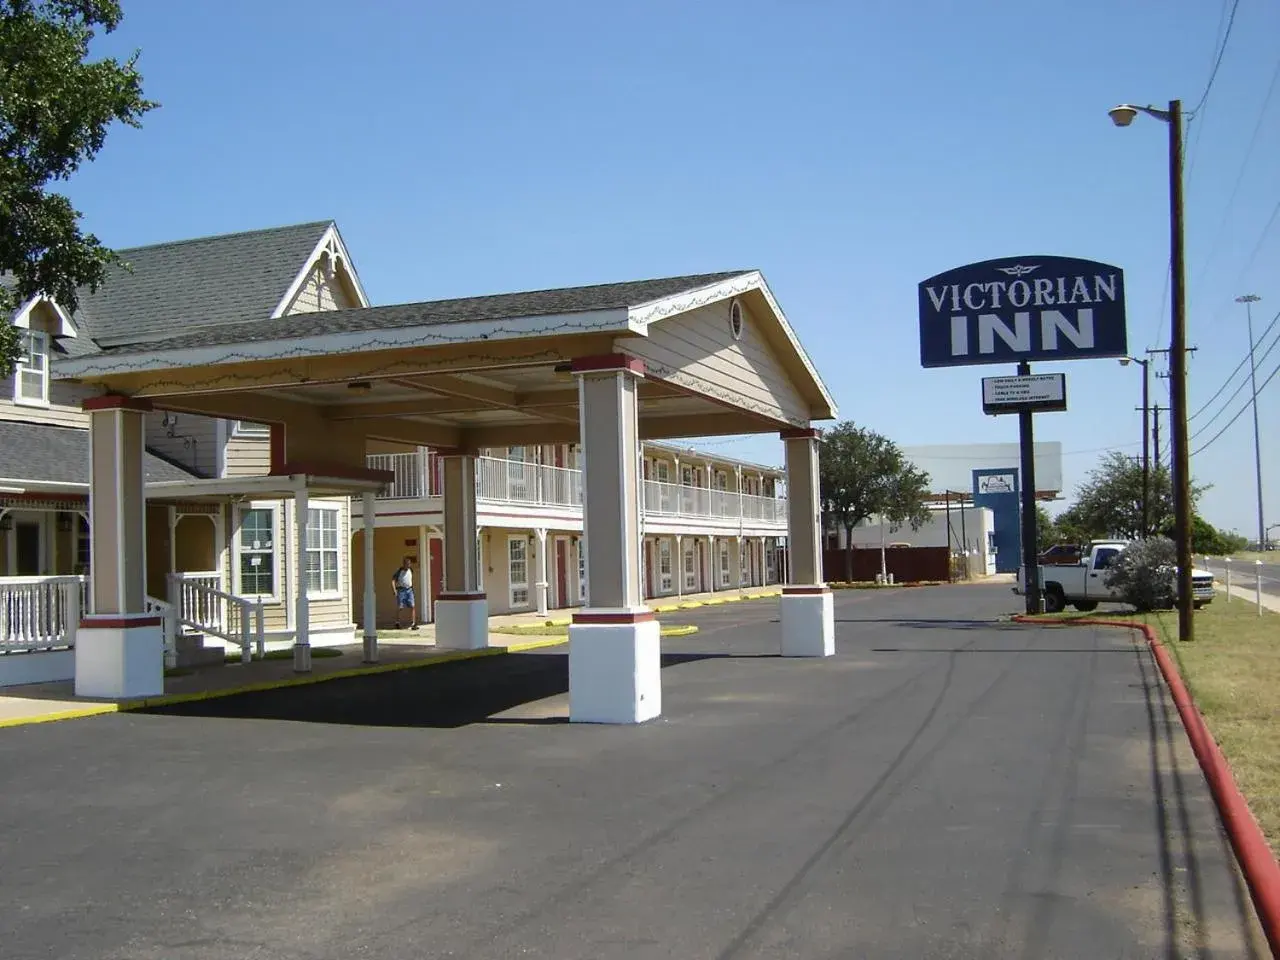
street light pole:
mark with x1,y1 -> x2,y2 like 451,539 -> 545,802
1109,98 -> 1194,641
1236,293 -> 1265,551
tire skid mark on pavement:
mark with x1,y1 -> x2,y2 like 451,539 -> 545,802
988,626 -> 1100,956
713,621 -> 1043,960
376,610 -> 997,960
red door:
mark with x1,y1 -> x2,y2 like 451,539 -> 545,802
428,538 -> 444,619
555,539 -> 569,607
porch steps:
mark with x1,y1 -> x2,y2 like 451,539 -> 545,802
175,632 -> 225,669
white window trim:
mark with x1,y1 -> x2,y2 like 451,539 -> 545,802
508,535 -> 531,609
718,541 -> 731,587
683,542 -> 697,590
232,420 -> 271,438
304,503 -> 343,600
658,538 -> 673,594
235,501 -> 282,603
13,329 -> 50,407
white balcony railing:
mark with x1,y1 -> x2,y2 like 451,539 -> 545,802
364,452 -> 787,525
0,576 -> 82,654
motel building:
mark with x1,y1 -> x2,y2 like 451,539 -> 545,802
0,221 -> 835,723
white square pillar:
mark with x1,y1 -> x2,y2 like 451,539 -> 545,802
293,478 -> 311,672
780,428 -> 834,657
569,355 -> 660,724
361,490 -> 378,663
534,527 -> 549,616
76,397 -> 164,699
436,451 -> 488,649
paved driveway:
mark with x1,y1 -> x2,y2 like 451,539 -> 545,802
0,586 -> 1265,959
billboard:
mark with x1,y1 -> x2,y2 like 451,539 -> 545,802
981,373 -> 1068,415
919,256 -> 1127,368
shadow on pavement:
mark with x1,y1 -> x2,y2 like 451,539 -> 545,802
140,649 -> 776,730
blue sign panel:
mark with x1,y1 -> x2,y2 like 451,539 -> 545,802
973,468 -> 1022,573
919,256 -> 1127,368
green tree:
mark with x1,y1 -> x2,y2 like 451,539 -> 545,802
1065,451 -> 1206,541
818,422 -> 932,581
1161,514 -> 1245,555
0,0 -> 156,373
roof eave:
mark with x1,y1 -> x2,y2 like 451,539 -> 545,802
52,307 -> 640,380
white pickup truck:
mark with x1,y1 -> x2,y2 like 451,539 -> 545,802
1016,540 -> 1217,613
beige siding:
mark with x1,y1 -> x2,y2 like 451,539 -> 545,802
620,299 -> 810,426
283,260 -> 359,316
224,434 -> 270,477
144,410 -> 219,477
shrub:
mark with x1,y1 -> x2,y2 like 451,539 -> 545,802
1104,537 -> 1177,612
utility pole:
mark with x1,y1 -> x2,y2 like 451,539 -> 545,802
1151,404 -> 1163,471
1236,294 -> 1265,551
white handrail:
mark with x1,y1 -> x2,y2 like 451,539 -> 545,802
145,595 -> 179,669
0,575 -> 82,654
167,573 -> 265,663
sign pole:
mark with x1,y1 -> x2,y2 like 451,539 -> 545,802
1017,360 -> 1042,614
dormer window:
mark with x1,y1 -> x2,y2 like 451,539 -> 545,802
13,330 -> 49,405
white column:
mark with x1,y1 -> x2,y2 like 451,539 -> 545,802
293,479 -> 311,671
534,527 -> 549,616
75,397 -> 164,699
705,535 -> 715,592
436,452 -> 487,649
675,535 -> 684,598
758,536 -> 767,586
418,523 -> 432,623
361,490 -> 377,663
780,428 -> 833,657
736,535 -> 745,592
568,355 -> 660,724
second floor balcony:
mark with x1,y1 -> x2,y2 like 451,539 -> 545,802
363,451 -> 787,529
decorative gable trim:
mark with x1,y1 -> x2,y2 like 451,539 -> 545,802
626,271 -> 837,420
270,222 -> 370,319
11,295 -> 77,337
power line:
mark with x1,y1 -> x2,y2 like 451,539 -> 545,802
1190,324 -> 1280,439
1192,0 -> 1241,115
1192,354 -> 1280,456
1188,306 -> 1280,420
1185,0 -> 1242,181
1237,198 -> 1280,283
1192,53 -> 1280,287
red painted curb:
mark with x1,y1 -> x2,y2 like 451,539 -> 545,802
1015,615 -> 1280,956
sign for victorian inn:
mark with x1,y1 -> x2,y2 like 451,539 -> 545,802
917,256 -> 1128,368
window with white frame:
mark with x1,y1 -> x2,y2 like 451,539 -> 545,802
658,538 -> 673,593
509,536 -> 529,607
766,541 -> 777,581
655,461 -> 673,512
13,330 -> 49,404
305,506 -> 340,595
683,542 -> 697,590
718,540 -> 731,586
238,506 -> 277,597
233,420 -> 270,437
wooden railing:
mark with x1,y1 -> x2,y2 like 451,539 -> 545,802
0,576 -> 82,654
167,571 -> 265,663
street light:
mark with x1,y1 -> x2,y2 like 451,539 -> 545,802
1119,355 -> 1151,536
1236,294 -> 1265,554
1109,99 -> 1194,642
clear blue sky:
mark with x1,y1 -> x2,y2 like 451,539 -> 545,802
71,0 -> 1279,538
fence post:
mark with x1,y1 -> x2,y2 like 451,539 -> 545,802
1256,561 -> 1264,617
240,602 -> 252,663
255,601 -> 266,658
1224,558 -> 1232,602
65,579 -> 80,650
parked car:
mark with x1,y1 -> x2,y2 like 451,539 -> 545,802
1015,540 -> 1216,613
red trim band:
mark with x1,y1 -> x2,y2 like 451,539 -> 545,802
83,395 -> 153,413
79,616 -> 163,629
438,592 -> 486,601
783,585 -> 830,596
270,461 -> 394,483
779,427 -> 821,440
570,354 -> 646,377
572,610 -> 657,625
269,424 -> 286,474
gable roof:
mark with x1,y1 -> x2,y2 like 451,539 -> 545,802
72,221 -> 335,348
0,421 -> 198,486
66,271 -> 751,358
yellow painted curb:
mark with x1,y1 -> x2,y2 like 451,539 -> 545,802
652,604 -> 681,612
503,637 -> 569,653
0,704 -> 120,729
678,601 -> 704,609
662,625 -> 699,638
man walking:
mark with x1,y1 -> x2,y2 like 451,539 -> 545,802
392,555 -> 418,630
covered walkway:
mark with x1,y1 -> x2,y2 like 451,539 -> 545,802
54,271 -> 837,721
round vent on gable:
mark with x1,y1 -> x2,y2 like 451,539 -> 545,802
729,299 -> 744,340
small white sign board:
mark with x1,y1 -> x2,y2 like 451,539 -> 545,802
981,373 -> 1067,415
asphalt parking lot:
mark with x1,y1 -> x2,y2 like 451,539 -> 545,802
0,585 -> 1265,959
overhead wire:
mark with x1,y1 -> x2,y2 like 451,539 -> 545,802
1188,306 -> 1280,420
1190,323 -> 1280,439
1192,354 -> 1280,456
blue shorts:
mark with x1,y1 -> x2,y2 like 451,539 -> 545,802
396,587 -> 415,609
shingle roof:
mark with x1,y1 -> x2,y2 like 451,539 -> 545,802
0,421 -> 198,485
71,221 -> 333,348
81,270 -> 752,357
